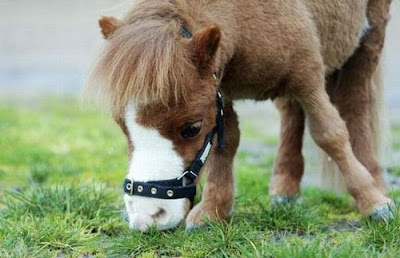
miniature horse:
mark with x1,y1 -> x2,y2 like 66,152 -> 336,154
87,0 -> 393,231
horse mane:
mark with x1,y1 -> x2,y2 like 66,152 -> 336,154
85,0 -> 198,115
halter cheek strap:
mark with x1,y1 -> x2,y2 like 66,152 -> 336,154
123,87 -> 225,202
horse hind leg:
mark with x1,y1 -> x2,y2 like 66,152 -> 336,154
289,36 -> 394,219
269,98 -> 305,204
327,0 -> 391,195
327,63 -> 387,195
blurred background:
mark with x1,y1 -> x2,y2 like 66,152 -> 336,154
0,0 -> 399,189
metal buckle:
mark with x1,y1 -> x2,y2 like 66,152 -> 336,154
125,180 -> 134,195
213,72 -> 218,81
177,170 -> 198,181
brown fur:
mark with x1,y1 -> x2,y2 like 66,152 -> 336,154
326,0 -> 391,194
269,98 -> 305,197
87,0 -> 393,227
99,16 -> 123,39
133,82 -> 217,167
319,1 -> 391,194
271,0 -> 391,199
186,103 -> 240,226
88,1 -> 195,111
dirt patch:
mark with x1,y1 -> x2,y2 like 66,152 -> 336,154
328,220 -> 361,232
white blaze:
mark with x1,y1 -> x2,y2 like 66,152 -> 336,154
125,103 -> 184,181
124,103 -> 187,231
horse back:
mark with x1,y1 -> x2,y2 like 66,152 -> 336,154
304,0 -> 369,73
222,0 -> 369,99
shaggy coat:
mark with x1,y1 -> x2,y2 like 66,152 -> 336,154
87,0 -> 393,230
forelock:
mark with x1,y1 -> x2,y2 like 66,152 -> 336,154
85,0 -> 198,116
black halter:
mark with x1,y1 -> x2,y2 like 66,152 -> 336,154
123,78 -> 225,203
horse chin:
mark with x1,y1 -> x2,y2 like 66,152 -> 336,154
124,195 -> 191,232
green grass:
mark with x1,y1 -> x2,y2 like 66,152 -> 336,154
0,97 -> 399,257
388,123 -> 400,176
389,167 -> 400,176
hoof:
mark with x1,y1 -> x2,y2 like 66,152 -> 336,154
271,196 -> 298,206
185,223 -> 201,232
369,203 -> 395,222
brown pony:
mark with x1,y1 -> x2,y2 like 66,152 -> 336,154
86,0 -> 394,231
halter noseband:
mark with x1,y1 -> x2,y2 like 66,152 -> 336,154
123,74 -> 225,203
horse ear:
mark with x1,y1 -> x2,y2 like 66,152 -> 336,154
191,25 -> 221,75
99,16 -> 122,39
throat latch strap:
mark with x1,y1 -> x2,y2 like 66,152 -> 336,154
216,91 -> 225,149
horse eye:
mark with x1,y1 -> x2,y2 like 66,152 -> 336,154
181,121 -> 203,139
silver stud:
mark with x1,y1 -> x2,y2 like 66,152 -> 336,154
126,183 -> 132,190
167,190 -> 174,197
151,188 -> 157,195
137,185 -> 143,192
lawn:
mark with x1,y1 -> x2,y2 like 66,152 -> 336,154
0,97 -> 399,257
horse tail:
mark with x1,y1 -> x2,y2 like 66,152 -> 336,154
368,57 -> 391,183
370,59 -> 385,161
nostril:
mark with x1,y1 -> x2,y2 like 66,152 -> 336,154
152,208 -> 166,220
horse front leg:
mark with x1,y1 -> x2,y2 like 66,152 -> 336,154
186,102 -> 240,230
292,60 -> 393,220
269,97 -> 305,204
